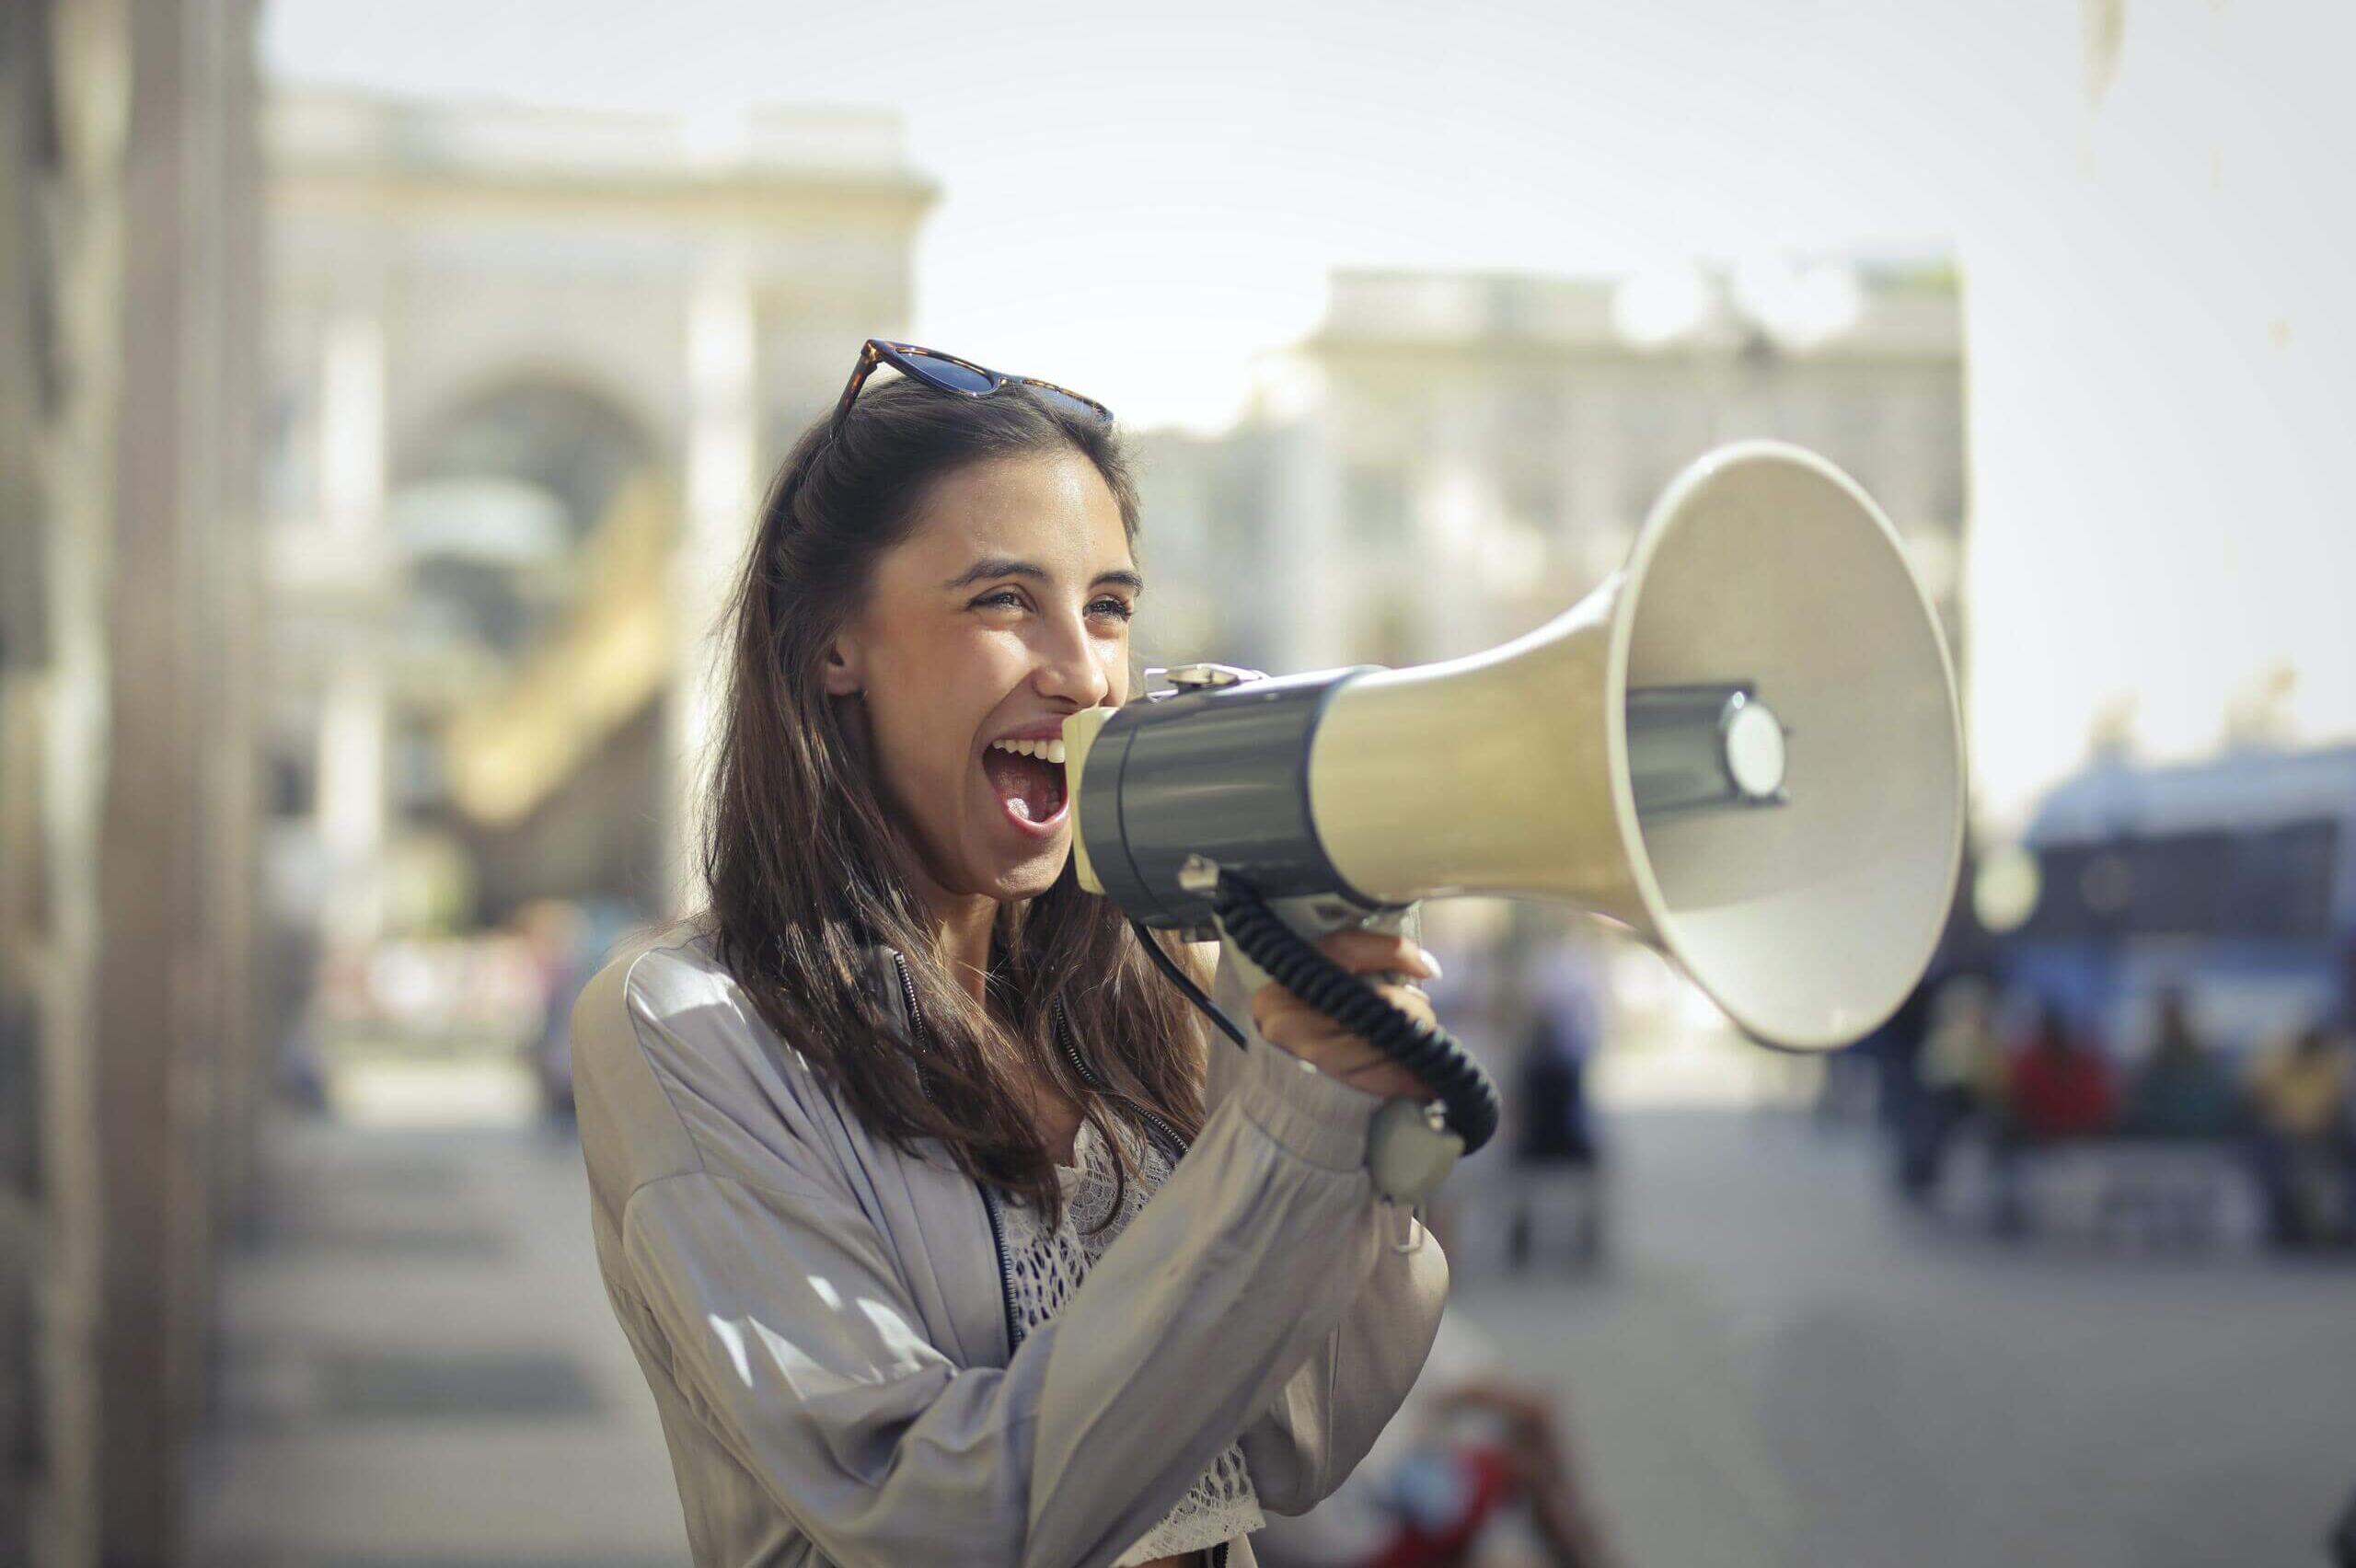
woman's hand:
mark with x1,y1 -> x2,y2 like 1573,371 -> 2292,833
1249,928 -> 1442,1101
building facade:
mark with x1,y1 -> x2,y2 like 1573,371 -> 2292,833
260,89 -> 936,953
1138,262 -> 1968,685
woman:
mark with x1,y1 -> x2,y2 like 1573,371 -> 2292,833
572,340 -> 1453,1568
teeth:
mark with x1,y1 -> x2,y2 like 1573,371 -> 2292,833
989,737 -> 1067,765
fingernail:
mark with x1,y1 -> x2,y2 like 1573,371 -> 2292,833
1416,945 -> 1443,980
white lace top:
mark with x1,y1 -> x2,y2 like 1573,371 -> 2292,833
998,1115 -> 1264,1565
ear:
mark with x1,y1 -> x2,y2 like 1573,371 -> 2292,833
821,638 -> 863,699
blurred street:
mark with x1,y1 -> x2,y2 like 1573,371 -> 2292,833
1461,1113 -> 2356,1568
188,1105 -> 687,1568
187,1096 -> 2356,1568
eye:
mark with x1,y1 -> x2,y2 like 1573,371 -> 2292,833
973,589 -> 1135,623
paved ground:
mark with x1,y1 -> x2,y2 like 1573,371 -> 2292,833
1445,1113 -> 2356,1568
187,1112 -> 690,1568
187,1099 -> 2356,1568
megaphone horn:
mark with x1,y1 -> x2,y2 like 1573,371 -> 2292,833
1066,438 -> 1965,1071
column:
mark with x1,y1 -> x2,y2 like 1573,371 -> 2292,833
668,251 -> 756,917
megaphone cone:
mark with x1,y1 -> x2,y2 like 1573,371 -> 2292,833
1067,440 -> 1965,1053
1308,441 -> 1965,1047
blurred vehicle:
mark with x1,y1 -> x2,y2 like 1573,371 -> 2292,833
1929,747 -> 2356,1246
1995,743 -> 2356,1063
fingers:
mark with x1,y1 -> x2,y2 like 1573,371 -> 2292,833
1242,928 -> 1438,1029
1252,969 -> 1442,1101
1335,1061 -> 1431,1099
1234,927 -> 1449,1100
1252,963 -> 1438,1027
1249,972 -> 1437,1043
1311,927 -> 1442,982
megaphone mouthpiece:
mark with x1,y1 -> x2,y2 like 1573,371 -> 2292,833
1625,683 -> 1790,816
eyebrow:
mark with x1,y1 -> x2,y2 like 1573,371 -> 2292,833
941,557 -> 1145,594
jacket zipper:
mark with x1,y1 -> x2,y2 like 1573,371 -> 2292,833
1053,995 -> 1190,1167
894,949 -> 1230,1568
979,1183 -> 1022,1353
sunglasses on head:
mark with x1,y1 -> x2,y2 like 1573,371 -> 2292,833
828,339 -> 1114,442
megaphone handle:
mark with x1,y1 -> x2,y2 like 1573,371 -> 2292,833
1216,894 -> 1417,998
1209,894 -> 1469,1207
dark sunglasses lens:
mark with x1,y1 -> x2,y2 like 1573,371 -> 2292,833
1027,385 -> 1113,425
905,352 -> 994,394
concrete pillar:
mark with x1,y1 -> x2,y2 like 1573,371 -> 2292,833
317,656 -> 387,944
16,3 -> 133,1554
91,1 -> 244,1557
314,309 -> 388,944
0,2 -> 261,1562
667,254 -> 756,917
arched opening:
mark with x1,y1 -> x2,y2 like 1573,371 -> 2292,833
384,379 -> 677,930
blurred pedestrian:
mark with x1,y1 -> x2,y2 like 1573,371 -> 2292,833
2004,1000 -> 2117,1140
1899,974 -> 2005,1201
1507,985 -> 1606,1268
2124,986 -> 2238,1140
1254,1313 -> 1624,1568
2247,1017 -> 2353,1246
1991,999 -> 2116,1234
2330,1472 -> 2356,1568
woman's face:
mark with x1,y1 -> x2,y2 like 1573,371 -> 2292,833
826,447 -> 1138,908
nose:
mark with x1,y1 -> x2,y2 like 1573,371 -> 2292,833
1032,603 -> 1115,709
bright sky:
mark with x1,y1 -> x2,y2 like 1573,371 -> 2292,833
264,0 -> 2355,829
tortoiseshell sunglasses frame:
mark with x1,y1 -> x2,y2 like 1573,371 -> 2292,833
828,339 -> 1114,443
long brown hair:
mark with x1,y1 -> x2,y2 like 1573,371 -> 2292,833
699,374 -> 1207,1229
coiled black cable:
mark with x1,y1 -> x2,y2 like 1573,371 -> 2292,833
1153,866 -> 1500,1155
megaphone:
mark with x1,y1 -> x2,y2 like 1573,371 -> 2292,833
1062,441 -> 1965,1191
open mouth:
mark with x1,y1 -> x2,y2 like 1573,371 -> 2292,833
982,742 -> 1068,829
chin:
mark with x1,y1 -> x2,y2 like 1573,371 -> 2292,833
993,850 -> 1069,902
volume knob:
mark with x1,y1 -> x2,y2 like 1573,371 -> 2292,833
1149,662 -> 1269,695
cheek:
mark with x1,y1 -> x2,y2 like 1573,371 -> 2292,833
881,667 -> 999,796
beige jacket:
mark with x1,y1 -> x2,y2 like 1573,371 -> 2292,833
572,923 -> 1449,1568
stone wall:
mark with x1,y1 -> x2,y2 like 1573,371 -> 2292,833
0,3 -> 264,1563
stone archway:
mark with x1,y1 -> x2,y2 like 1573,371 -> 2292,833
386,379 -> 676,925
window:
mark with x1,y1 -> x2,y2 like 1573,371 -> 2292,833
2221,820 -> 2339,940
2024,820 -> 2339,942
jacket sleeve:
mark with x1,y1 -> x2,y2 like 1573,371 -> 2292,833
604,970 -> 1444,1568
1189,942 -> 1451,1516
1232,1211 -> 1448,1516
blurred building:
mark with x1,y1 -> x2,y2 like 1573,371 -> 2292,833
1138,260 -> 1968,681
260,88 -> 936,955
1,3 -> 266,1564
